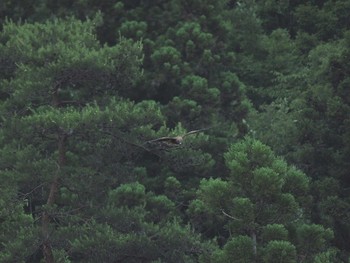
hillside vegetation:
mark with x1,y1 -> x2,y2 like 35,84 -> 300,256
0,1 -> 349,262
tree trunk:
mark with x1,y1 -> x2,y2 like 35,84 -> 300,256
42,133 -> 67,263
251,231 -> 257,259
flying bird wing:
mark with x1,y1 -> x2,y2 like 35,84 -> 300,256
145,136 -> 179,144
144,126 -> 213,148
182,127 -> 212,138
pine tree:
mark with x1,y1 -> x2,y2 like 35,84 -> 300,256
188,137 -> 333,262
0,15 -> 216,262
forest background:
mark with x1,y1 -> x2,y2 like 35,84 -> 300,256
0,0 -> 349,262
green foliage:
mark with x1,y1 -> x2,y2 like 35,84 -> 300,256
262,224 -> 289,243
313,248 -> 339,263
108,182 -> 147,208
262,29 -> 300,76
225,139 -> 271,174
213,235 -> 255,263
294,1 -> 350,40
252,167 -> 283,198
0,174 -> 38,262
283,166 -> 310,197
63,200 -> 212,263
189,137 -> 324,260
0,15 -> 143,114
145,194 -> 176,223
196,178 -> 230,211
1,0 -> 349,262
0,13 -> 226,262
226,197 -> 255,234
114,1 -> 249,131
120,20 -> 148,39
263,240 -> 297,263
295,224 -> 334,262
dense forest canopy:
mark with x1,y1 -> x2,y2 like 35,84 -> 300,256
0,0 -> 349,262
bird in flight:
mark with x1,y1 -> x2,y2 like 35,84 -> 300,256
144,127 -> 210,148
